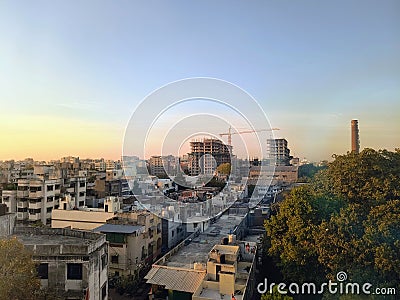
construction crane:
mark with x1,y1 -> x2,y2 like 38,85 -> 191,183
219,127 -> 280,146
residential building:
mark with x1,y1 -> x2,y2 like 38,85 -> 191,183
63,176 -> 87,208
13,226 -> 108,300
161,219 -> 187,253
249,165 -> 298,185
51,196 -> 121,230
145,209 -> 258,300
148,156 -> 166,176
94,210 -> 162,278
148,155 -> 179,177
267,138 -> 292,166
93,176 -> 130,199
1,189 -> 17,213
188,138 -> 232,176
17,177 -> 62,224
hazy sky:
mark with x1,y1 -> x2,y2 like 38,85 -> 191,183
1,1 -> 399,161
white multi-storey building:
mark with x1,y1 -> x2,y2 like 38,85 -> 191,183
1,190 -> 17,213
17,178 -> 62,224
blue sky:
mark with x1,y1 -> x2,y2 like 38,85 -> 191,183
1,1 -> 399,161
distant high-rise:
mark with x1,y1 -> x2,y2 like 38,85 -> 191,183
267,138 -> 291,166
351,119 -> 360,154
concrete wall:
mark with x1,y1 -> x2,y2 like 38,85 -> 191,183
219,273 -> 235,295
0,213 -> 16,237
51,209 -> 114,230
14,226 -> 108,300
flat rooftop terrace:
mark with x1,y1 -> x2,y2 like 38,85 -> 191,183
157,212 -> 246,269
13,227 -> 106,256
15,232 -> 94,246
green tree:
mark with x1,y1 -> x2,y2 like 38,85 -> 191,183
264,149 -> 400,298
298,163 -> 327,182
216,162 -> 231,175
0,237 -> 40,300
312,149 -> 400,207
265,185 -> 334,283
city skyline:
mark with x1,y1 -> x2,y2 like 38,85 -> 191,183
1,1 -> 399,161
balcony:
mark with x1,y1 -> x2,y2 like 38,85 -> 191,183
17,201 -> 28,208
17,190 -> 29,198
28,213 -> 41,221
29,191 -> 43,198
17,212 -> 28,220
29,201 -> 42,209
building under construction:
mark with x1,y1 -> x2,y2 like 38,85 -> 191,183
351,119 -> 360,154
188,138 -> 232,176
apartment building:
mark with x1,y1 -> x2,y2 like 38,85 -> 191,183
267,138 -> 292,166
148,156 -> 165,176
94,211 -> 162,278
14,226 -> 108,300
63,176 -> 87,208
17,177 -> 62,224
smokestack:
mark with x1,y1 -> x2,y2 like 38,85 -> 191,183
351,119 -> 360,154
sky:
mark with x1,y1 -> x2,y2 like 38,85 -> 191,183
0,1 -> 399,161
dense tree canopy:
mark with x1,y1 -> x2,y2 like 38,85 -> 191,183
0,237 -> 40,300
264,149 -> 400,299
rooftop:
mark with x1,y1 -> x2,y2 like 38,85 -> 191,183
13,227 -> 106,256
157,212 -> 246,269
145,266 -> 206,294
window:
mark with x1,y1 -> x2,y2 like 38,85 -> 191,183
37,263 -> 48,279
47,185 -> 53,191
46,207 -> 52,213
80,182 -> 86,188
79,192 -> 85,197
67,263 -> 82,280
101,254 -> 107,270
29,208 -> 41,214
105,233 -> 125,244
102,283 -> 107,300
46,196 -> 53,202
55,184 -> 61,190
111,255 -> 119,264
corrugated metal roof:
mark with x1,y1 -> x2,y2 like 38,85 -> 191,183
145,266 -> 206,293
93,224 -> 144,234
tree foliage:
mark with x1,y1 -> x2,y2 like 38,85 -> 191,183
0,237 -> 40,300
216,162 -> 231,175
298,163 -> 327,182
264,149 -> 400,298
